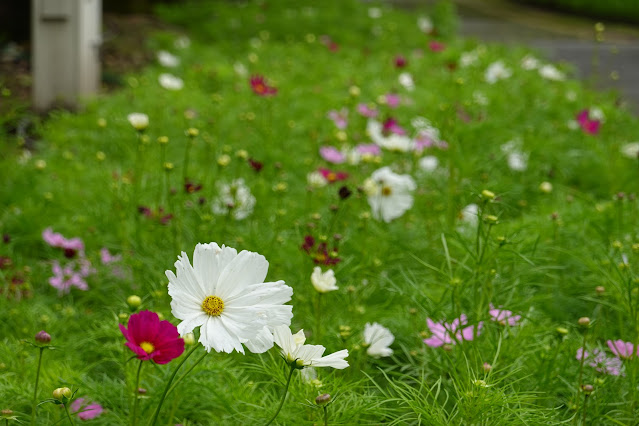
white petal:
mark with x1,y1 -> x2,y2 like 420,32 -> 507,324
242,326 -> 275,353
201,316 -> 244,354
216,250 -> 269,300
312,349 -> 349,369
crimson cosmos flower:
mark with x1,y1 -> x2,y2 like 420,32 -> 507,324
250,75 -> 277,96
119,310 -> 184,364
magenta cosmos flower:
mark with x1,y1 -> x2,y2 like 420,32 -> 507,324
488,304 -> 521,326
607,340 -> 637,360
424,314 -> 482,347
70,398 -> 104,420
576,109 -> 600,134
319,168 -> 348,183
119,310 -> 185,364
249,75 -> 277,96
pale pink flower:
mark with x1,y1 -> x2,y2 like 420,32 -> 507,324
49,260 -> 89,295
70,398 -> 104,420
42,228 -> 85,257
100,248 -> 122,265
356,144 -> 382,155
488,304 -> 521,326
357,103 -> 378,118
576,348 -> 622,376
423,314 -> 482,347
607,339 -> 636,360
385,93 -> 400,108
319,146 -> 346,164
327,109 -> 348,129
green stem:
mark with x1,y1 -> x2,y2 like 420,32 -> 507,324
581,394 -> 589,425
131,360 -> 144,426
31,347 -> 45,426
165,349 -> 209,397
323,405 -> 329,426
265,364 -> 296,426
148,344 -> 200,426
63,403 -> 75,426
574,330 -> 589,420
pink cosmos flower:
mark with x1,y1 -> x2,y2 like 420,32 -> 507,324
100,248 -> 122,265
356,144 -> 382,155
49,260 -> 89,295
119,310 -> 185,364
607,339 -> 636,360
42,228 -> 85,257
250,75 -> 277,96
357,103 -> 378,118
327,109 -> 348,129
70,398 -> 104,420
576,109 -> 600,134
414,137 -> 434,154
429,41 -> 445,52
318,168 -> 348,183
382,118 -> 407,136
394,55 -> 407,68
385,93 -> 400,108
488,304 -> 521,326
423,314 -> 483,347
576,348 -> 622,376
319,146 -> 346,164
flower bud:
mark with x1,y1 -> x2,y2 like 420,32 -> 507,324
481,189 -> 495,200
556,327 -> 569,336
53,387 -> 72,401
581,384 -> 594,395
1,409 -> 14,417
186,128 -> 199,138
539,181 -> 553,193
483,214 -> 499,225
315,393 -> 331,405
578,317 -> 591,328
595,286 -> 605,295
35,330 -> 51,344
183,332 -> 195,346
482,362 -> 492,372
127,295 -> 142,309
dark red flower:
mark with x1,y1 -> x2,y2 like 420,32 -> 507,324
250,75 -> 277,96
184,179 -> 203,194
394,55 -> 407,68
576,109 -> 600,135
318,168 -> 348,183
119,310 -> 184,364
301,235 -> 341,265
382,118 -> 407,136
248,158 -> 263,172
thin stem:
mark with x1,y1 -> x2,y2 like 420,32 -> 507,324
581,394 -> 589,425
574,330 -> 589,420
31,347 -> 45,426
63,403 -> 75,426
265,364 -> 297,426
323,405 -> 328,426
148,344 -> 200,426
165,349 -> 209,397
131,360 -> 144,426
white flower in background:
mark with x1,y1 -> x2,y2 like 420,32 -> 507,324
460,203 -> 479,227
520,55 -> 540,70
174,36 -> 191,49
485,61 -> 512,84
307,171 -> 328,188
472,91 -> 489,106
346,149 -> 361,165
539,64 -> 565,81
127,113 -> 149,131
417,16 -> 433,33
565,91 -> 577,102
158,73 -> 184,91
398,72 -> 415,91
367,120 -> 415,152
590,107 -> 605,122
368,7 -> 382,19
567,120 -> 579,130
620,142 -> 639,159
166,243 -> 294,354
363,322 -> 394,358
311,267 -> 338,293
157,50 -> 179,67
364,167 -> 416,222
273,325 -> 349,369
460,50 -> 479,68
419,156 -> 439,172
507,152 -> 529,171
212,179 -> 256,220
233,62 -> 248,77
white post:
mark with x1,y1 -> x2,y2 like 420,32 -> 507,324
32,0 -> 102,110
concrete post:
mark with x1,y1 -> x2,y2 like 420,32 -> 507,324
32,0 -> 102,110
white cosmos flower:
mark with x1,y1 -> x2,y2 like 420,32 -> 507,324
539,64 -> 565,81
364,322 -> 394,358
398,72 -> 415,91
367,120 -> 415,152
368,7 -> 382,19
127,113 -> 148,131
485,61 -> 512,84
508,151 -> 528,171
159,73 -> 184,91
364,167 -> 416,223
311,267 -> 338,293
460,50 -> 479,68
307,171 -> 327,188
166,243 -> 293,354
174,36 -> 191,49
212,179 -> 256,220
273,325 -> 349,369
621,142 -> 639,159
520,55 -> 540,70
417,16 -> 433,33
419,155 -> 439,172
157,50 -> 180,67
460,203 -> 479,227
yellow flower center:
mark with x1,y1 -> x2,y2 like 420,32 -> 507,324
381,186 -> 392,196
202,295 -> 225,316
140,341 -> 155,354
